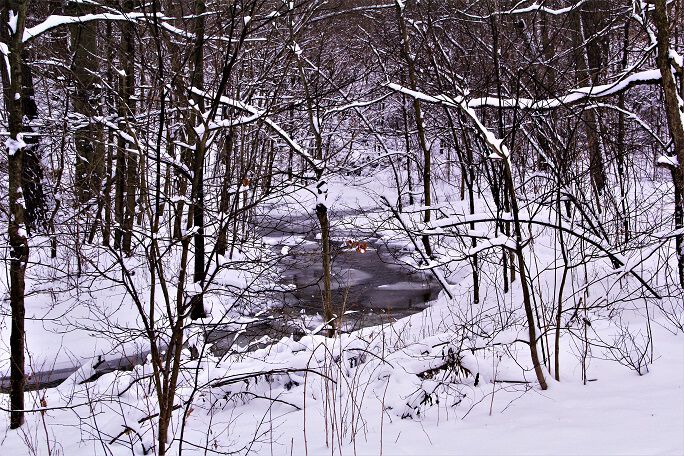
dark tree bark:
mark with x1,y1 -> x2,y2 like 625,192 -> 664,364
216,130 -> 235,257
653,0 -> 684,288
575,0 -> 610,198
190,0 -> 206,284
188,0 -> 208,321
116,0 -> 138,255
395,1 -> 433,258
316,200 -> 335,337
616,21 -> 630,245
69,1 -> 103,205
1,0 -> 30,429
20,56 -> 48,233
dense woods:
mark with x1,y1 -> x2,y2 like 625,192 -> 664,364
1,1 -> 683,455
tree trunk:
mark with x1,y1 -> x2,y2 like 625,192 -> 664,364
216,131 -> 234,257
503,161 -> 548,390
575,1 -> 608,198
316,202 -> 335,337
616,21 -> 631,245
189,0 -> 208,319
20,56 -> 48,233
191,0 -> 206,283
120,0 -> 137,255
395,1 -> 432,258
445,110 -> 479,304
69,1 -> 102,205
1,0 -> 30,429
654,0 -> 684,288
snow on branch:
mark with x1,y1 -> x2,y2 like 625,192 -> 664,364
189,87 -> 322,172
657,155 -> 679,168
324,93 -> 391,116
24,13 -> 153,43
5,134 -> 26,156
468,235 -> 516,255
468,69 -> 662,110
588,102 -> 667,148
466,0 -> 592,18
23,10 -> 220,44
309,2 -> 395,23
385,82 -> 510,160
91,116 -> 193,179
423,211 -> 662,299
386,82 -> 441,104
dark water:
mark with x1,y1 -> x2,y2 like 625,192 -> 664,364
278,239 -> 437,326
0,353 -> 148,393
208,211 -> 441,354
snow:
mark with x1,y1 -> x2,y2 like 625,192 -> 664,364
0,41 -> 9,82
206,112 -> 263,131
386,82 -> 441,104
0,171 -> 682,455
190,86 -> 320,172
462,0 -> 591,18
8,10 -> 18,34
469,69 -> 663,110
2,293 -> 682,455
290,42 -> 303,57
386,83 -> 510,161
23,13 -> 154,43
324,94 -> 390,115
3,4 -> 684,455
468,234 -> 516,255
388,69 -> 662,114
5,134 -> 26,156
16,225 -> 27,239
670,49 -> 684,69
657,155 -> 679,167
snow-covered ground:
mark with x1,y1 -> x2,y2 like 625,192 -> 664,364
0,289 -> 682,455
1,172 -> 683,455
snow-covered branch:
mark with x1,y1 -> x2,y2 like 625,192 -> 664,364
189,87 -> 322,172
24,12 -> 152,43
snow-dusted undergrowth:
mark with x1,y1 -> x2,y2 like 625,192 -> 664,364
1,174 -> 683,455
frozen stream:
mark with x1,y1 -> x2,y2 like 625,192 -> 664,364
208,211 -> 443,354
1,211 -> 444,391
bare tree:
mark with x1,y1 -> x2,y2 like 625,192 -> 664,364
1,0 -> 30,429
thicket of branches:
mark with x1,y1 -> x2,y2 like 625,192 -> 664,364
2,0 -> 684,454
